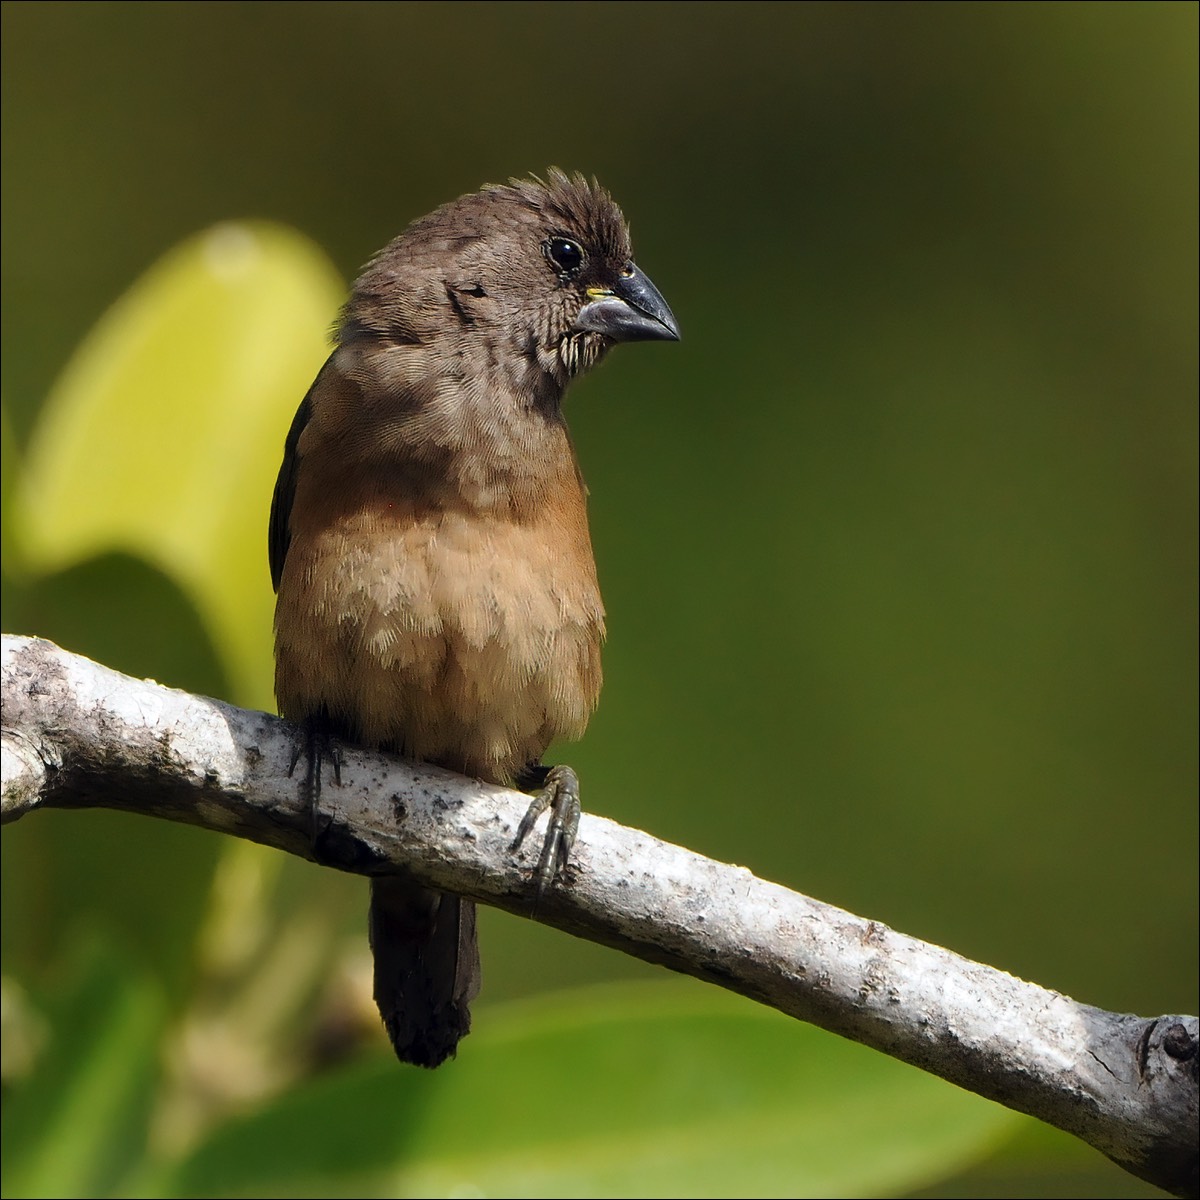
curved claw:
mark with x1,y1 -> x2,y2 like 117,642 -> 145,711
289,714 -> 341,846
511,763 -> 581,898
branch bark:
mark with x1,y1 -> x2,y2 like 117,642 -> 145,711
2,633 -> 1196,1197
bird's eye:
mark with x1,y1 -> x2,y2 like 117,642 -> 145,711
546,237 -> 585,275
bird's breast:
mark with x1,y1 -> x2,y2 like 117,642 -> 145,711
274,484 -> 604,785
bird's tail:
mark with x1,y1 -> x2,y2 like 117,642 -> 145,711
368,877 -> 481,1067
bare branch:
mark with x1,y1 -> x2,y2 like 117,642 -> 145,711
2,633 -> 1196,1197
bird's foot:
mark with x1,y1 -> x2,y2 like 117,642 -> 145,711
288,714 -> 341,847
511,762 -> 581,898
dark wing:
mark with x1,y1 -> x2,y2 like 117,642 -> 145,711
268,371 -> 321,593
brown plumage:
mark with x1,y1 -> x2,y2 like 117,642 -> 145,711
269,171 -> 678,1067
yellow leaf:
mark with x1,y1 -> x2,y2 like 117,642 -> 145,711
18,223 -> 345,708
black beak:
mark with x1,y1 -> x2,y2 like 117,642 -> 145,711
575,264 -> 680,342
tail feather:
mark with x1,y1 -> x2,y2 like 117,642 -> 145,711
368,877 -> 480,1067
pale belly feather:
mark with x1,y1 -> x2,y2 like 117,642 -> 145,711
274,504 -> 604,784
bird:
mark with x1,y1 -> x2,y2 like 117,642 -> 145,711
268,171 -> 679,1067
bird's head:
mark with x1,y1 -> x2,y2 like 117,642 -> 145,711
343,170 -> 678,395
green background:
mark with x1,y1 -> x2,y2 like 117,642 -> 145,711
2,3 -> 1195,1196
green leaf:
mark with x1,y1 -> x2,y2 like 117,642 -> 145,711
15,223 -> 345,708
0,939 -> 166,1199
169,982 -> 1020,1198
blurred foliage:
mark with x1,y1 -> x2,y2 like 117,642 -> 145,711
163,986 -> 1021,1200
1,2 -> 1194,1197
13,222 -> 343,706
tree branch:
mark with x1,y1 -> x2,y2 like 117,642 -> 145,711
2,633 -> 1196,1197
